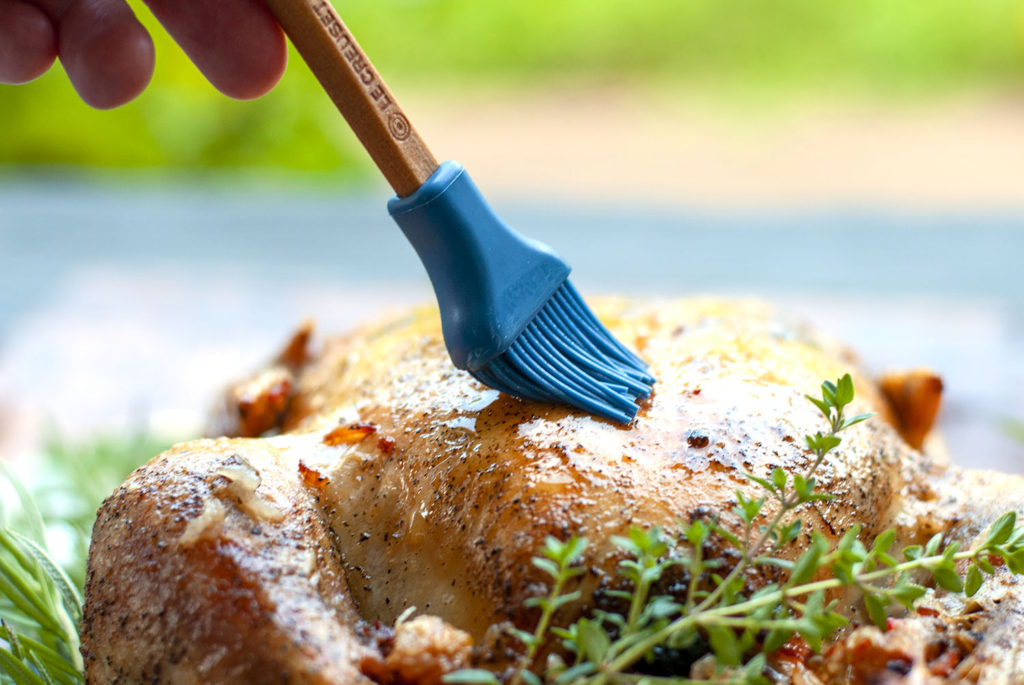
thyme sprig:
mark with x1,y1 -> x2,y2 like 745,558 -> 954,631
445,374 -> 1024,684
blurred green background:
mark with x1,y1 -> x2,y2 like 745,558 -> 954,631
3,0 -> 1024,175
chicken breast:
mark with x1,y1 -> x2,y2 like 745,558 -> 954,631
80,299 -> 1024,683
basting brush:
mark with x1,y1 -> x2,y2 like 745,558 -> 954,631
263,0 -> 655,423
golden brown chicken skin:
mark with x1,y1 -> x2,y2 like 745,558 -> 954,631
80,299 -> 1024,684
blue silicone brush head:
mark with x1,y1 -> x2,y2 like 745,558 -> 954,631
388,161 -> 654,423
472,282 -> 654,423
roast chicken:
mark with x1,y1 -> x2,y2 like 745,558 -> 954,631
80,299 -> 1024,683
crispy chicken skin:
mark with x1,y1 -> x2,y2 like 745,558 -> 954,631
81,299 -> 1024,683
81,439 -> 375,684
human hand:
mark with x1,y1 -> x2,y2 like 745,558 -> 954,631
0,0 -> 287,109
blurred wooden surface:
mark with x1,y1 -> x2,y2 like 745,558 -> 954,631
411,89 -> 1024,210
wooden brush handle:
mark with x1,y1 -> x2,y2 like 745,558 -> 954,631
263,0 -> 438,196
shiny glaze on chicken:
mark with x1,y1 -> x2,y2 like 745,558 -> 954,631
80,299 -> 1024,684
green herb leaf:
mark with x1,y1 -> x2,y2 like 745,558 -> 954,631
777,520 -> 802,546
862,593 -> 889,629
746,474 -> 776,495
804,394 -> 831,418
1005,550 -> 1024,575
5,529 -> 83,624
0,647 -> 52,685
924,533 -> 943,557
442,669 -> 501,684
734,491 -> 765,525
986,512 -> 1017,547
552,662 -> 597,683
890,581 -> 927,609
685,520 -> 708,547
835,374 -> 855,408
821,380 -> 839,408
804,433 -> 841,455
575,618 -> 611,661
841,413 -> 875,430
531,557 -> 559,579
707,624 -> 741,666
762,627 -> 793,654
871,529 -> 896,558
787,533 -> 827,587
772,468 -> 787,491
519,670 -> 543,685
965,564 -> 984,597
932,566 -> 964,593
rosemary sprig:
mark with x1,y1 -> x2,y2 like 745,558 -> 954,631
445,374 -> 1024,684
0,470 -> 84,685
1,431 -> 165,684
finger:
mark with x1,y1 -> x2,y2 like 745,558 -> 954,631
142,0 -> 286,99
0,0 -> 57,84
36,0 -> 154,109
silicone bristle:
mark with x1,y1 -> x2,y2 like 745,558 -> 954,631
471,282 -> 654,423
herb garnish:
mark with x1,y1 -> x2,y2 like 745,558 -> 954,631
446,374 -> 1024,684
1,432 -> 166,685
1,464 -> 84,685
